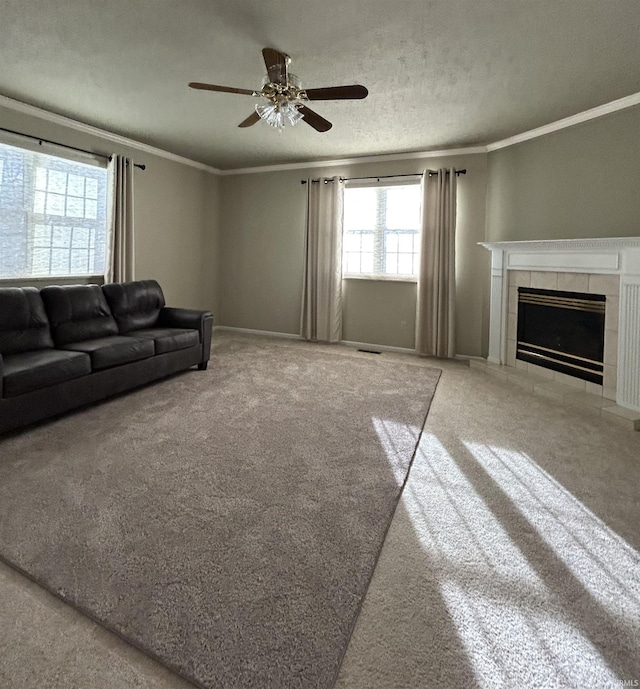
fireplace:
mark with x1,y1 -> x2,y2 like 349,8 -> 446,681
516,287 -> 605,384
479,237 -> 640,415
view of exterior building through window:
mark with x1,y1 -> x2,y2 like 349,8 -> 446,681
0,141 -> 108,279
342,182 -> 421,278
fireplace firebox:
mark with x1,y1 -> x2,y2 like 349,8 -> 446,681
517,287 -> 606,384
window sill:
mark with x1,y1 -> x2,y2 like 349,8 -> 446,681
343,274 -> 418,283
0,275 -> 104,284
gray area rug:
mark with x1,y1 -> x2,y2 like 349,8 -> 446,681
0,336 -> 440,689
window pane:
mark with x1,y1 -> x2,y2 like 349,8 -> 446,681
46,193 -> 66,216
398,254 -> 414,275
346,253 -> 361,273
33,224 -> 51,247
35,167 -> 47,191
386,186 -> 421,229
52,226 -> 68,247
50,248 -> 69,273
70,249 -> 89,273
344,188 -> 376,230
361,232 -> 374,252
31,248 -> 50,274
85,198 -> 98,220
66,196 -> 85,218
398,232 -> 415,252
386,253 -> 398,274
343,182 -> 420,279
0,141 -> 108,278
343,229 -> 376,275
386,232 -> 398,251
67,174 -> 85,197
33,190 -> 46,214
345,231 -> 360,252
47,170 -> 67,193
72,227 -> 90,247
85,177 -> 98,199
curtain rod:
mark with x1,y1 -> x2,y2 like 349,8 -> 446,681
300,169 -> 466,184
0,126 -> 146,170
341,169 -> 466,182
300,178 -> 336,185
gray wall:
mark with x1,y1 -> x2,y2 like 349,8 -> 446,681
0,104 -> 220,314
219,153 -> 489,357
5,98 -> 636,359
486,105 -> 640,241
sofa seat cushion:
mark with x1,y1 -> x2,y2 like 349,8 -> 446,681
126,327 -> 199,354
3,349 -> 91,398
61,336 -> 155,371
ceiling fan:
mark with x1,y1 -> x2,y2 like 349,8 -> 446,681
189,48 -> 368,132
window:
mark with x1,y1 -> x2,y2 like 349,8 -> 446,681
0,141 -> 108,279
342,182 -> 421,279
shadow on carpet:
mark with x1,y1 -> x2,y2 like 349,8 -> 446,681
0,338 -> 440,689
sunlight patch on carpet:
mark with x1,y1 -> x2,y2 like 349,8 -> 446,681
398,433 -> 634,688
463,441 -> 640,623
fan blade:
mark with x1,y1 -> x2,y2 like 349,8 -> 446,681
238,111 -> 261,128
189,82 -> 255,96
299,105 -> 332,132
304,85 -> 369,100
262,47 -> 289,85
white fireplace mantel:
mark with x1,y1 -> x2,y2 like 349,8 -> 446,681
480,237 -> 640,413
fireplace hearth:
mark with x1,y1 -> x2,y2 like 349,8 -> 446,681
516,287 -> 605,384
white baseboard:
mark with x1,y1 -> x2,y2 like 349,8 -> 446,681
214,325 -> 301,340
340,339 -> 416,355
455,354 -> 486,362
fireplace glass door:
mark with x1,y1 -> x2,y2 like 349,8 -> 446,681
516,287 -> 605,384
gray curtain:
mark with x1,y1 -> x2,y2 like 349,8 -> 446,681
105,155 -> 135,283
300,177 -> 343,342
415,168 -> 457,357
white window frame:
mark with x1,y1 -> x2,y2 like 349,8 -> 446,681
342,178 -> 422,282
0,133 -> 109,282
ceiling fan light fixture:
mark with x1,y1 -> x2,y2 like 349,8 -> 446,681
255,100 -> 303,130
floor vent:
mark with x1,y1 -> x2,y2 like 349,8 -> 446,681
357,349 -> 382,354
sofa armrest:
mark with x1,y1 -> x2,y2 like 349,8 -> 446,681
159,307 -> 210,330
159,307 -> 213,368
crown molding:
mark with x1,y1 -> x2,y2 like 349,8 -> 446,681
0,94 -> 222,174
2,90 -> 638,176
486,92 -> 640,152
218,147 -> 487,176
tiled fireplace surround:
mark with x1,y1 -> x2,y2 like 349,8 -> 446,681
505,269 -> 619,399
480,237 -> 640,420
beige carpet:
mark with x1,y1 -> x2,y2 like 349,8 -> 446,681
0,334 -> 440,689
1,332 -> 639,689
335,351 -> 640,689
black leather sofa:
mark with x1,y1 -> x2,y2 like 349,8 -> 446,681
0,279 -> 213,434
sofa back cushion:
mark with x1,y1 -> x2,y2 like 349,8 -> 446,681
102,280 -> 165,333
0,287 -> 54,354
40,284 -> 118,346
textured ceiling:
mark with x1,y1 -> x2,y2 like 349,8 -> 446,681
0,0 -> 638,170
